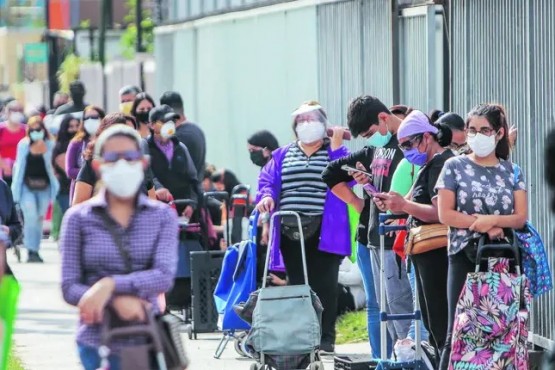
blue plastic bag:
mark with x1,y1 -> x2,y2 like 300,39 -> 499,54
213,211 -> 259,330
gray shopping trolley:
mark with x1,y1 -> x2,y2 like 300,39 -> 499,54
236,210 -> 324,370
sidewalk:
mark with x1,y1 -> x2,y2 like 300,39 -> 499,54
8,241 -> 369,370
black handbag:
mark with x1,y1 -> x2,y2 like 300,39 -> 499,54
99,211 -> 189,370
24,176 -> 49,190
281,215 -> 322,241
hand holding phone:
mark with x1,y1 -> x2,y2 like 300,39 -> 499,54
327,128 -> 352,140
341,164 -> 372,178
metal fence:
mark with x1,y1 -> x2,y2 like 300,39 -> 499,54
451,0 -> 555,348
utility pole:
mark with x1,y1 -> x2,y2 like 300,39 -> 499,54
136,0 -> 143,53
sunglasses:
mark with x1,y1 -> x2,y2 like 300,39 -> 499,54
399,134 -> 423,151
101,150 -> 142,163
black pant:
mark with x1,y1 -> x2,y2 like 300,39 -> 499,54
411,247 -> 449,363
280,226 -> 341,347
438,249 -> 474,370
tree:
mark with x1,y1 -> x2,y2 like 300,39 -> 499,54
120,0 -> 154,59
56,54 -> 82,93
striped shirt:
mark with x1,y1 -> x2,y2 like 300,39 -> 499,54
280,143 -> 329,215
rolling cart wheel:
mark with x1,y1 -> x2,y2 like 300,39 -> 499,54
249,363 -> 258,370
234,335 -> 247,357
309,362 -> 323,370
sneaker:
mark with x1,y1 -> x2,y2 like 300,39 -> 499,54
27,251 -> 44,263
319,343 -> 335,356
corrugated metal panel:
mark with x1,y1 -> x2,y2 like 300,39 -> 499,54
361,0 -> 393,107
528,0 -> 555,347
318,0 -> 392,153
451,0 -> 554,348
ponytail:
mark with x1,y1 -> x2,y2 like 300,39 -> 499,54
432,122 -> 452,147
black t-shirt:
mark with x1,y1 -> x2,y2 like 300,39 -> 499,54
409,150 -> 454,228
175,123 -> 206,180
322,136 -> 405,248
76,160 -> 152,195
24,153 -> 49,182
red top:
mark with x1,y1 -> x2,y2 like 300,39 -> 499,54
0,122 -> 26,161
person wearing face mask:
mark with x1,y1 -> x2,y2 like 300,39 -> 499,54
247,130 -> 280,168
52,115 -> 80,216
72,113 -> 156,206
131,92 -> 155,138
0,100 -> 27,186
11,116 -> 60,263
376,110 -> 453,362
322,96 -> 412,358
55,81 -> 87,115
60,124 -> 178,370
255,101 -> 349,354
65,106 -> 105,202
118,85 -> 142,115
435,104 -> 527,369
146,105 -> 199,218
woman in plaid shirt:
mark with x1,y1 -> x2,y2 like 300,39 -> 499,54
60,125 -> 178,370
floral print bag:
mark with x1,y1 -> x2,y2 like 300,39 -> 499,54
449,257 -> 531,370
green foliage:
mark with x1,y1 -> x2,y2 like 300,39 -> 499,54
57,54 -> 82,94
80,19 -> 91,29
335,310 -> 368,344
8,342 -> 25,370
120,0 -> 154,59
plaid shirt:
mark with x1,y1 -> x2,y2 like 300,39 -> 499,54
60,189 -> 178,349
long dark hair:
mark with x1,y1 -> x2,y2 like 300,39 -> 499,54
466,104 -> 510,160
212,169 -> 241,197
72,105 -> 106,143
131,92 -> 156,119
55,114 -> 78,153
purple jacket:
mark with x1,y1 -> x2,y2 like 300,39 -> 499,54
256,143 -> 351,270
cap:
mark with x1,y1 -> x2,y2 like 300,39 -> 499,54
149,104 -> 173,123
163,112 -> 180,123
397,110 -> 438,140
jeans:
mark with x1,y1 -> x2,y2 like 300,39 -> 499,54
406,264 -> 429,342
438,249 -> 475,370
78,344 -> 121,370
370,246 -> 414,344
357,243 -> 391,358
57,193 -> 70,214
20,185 -> 51,252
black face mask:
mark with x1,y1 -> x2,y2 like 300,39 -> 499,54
135,111 -> 150,124
250,149 -> 268,167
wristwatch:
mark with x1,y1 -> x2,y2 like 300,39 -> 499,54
261,212 -> 270,224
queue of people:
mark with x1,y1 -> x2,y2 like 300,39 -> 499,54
0,82 -> 552,370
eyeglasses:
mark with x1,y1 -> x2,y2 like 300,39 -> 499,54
101,150 -> 142,163
399,134 -> 423,151
467,127 -> 497,137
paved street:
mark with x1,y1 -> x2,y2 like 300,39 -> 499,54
7,241 -> 369,370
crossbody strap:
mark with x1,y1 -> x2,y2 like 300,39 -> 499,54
96,209 -> 133,273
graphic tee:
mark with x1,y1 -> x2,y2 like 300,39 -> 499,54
435,156 -> 526,255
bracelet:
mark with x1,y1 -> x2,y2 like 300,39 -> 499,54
261,212 -> 270,223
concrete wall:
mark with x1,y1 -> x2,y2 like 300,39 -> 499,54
155,3 -> 319,189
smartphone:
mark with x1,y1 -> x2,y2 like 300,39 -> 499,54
363,183 -> 379,195
341,164 -> 372,178
327,128 -> 352,140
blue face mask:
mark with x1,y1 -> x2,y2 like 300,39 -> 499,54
29,130 -> 45,142
403,147 -> 428,166
366,128 -> 392,148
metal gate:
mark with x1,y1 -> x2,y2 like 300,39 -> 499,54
451,0 -> 555,348
399,4 -> 444,113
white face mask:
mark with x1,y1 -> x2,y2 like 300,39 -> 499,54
467,133 -> 497,157
9,111 -> 24,124
296,121 -> 325,144
100,159 -> 144,198
84,118 -> 100,135
160,121 -> 176,139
